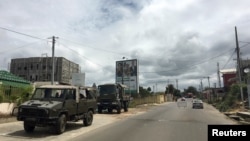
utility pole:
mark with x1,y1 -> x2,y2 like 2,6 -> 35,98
200,79 -> 203,92
203,76 -> 210,88
176,79 -> 178,90
217,62 -> 221,88
50,36 -> 58,85
235,26 -> 244,103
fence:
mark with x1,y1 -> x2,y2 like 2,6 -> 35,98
130,94 -> 165,107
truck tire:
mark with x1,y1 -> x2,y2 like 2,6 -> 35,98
24,121 -> 35,133
84,110 -> 93,126
117,106 -> 121,114
108,108 -> 112,113
55,114 -> 66,134
124,102 -> 128,112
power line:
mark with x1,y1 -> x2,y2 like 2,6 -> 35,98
239,41 -> 250,48
0,26 -> 45,40
221,50 -> 236,69
59,42 -> 104,67
140,48 -> 235,74
60,37 -> 129,57
0,40 -> 44,54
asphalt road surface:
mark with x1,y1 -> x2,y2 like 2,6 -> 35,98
73,99 -> 238,141
0,99 -> 238,141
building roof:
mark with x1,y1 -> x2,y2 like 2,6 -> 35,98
0,70 -> 31,87
220,69 -> 236,74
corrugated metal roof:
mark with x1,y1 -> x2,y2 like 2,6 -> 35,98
0,70 -> 31,87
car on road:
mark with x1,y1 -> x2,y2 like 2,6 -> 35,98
181,97 -> 186,101
192,99 -> 204,109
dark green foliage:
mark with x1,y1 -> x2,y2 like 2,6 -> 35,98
216,84 -> 242,112
0,94 -> 3,102
139,86 -> 151,97
184,86 -> 198,96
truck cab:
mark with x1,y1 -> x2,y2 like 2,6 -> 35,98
13,85 -> 97,134
97,83 -> 130,114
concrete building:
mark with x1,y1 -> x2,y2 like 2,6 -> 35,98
220,69 -> 237,92
10,57 -> 80,84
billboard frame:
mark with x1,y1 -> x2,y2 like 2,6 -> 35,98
115,59 -> 139,95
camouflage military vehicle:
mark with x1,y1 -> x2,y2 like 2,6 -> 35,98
13,85 -> 97,134
97,83 -> 130,114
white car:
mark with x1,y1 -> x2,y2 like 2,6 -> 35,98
192,99 -> 204,109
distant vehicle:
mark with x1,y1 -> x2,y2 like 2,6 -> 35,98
177,97 -> 187,108
192,99 -> 204,109
186,92 -> 193,98
97,83 -> 131,114
13,85 -> 97,134
181,97 -> 186,101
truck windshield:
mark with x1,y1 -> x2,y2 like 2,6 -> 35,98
98,85 -> 116,95
32,88 -> 68,100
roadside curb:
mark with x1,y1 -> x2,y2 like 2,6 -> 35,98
223,112 -> 250,125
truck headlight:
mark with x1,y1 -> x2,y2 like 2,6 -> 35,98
19,108 -> 22,113
44,109 -> 49,115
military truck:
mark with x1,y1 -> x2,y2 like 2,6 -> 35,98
13,85 -> 97,134
97,83 -> 130,114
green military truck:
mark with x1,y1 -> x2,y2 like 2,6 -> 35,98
97,83 -> 130,114
13,85 -> 97,134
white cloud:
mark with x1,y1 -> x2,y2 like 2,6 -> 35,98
0,0 -> 250,92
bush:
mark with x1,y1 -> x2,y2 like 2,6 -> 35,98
0,94 -> 3,103
216,84 -> 242,112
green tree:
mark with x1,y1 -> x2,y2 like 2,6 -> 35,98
147,87 -> 151,92
165,84 -> 174,94
184,86 -> 198,96
173,89 -> 181,97
139,86 -> 151,97
16,85 -> 34,106
216,84 -> 240,112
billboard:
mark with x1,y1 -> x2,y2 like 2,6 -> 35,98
115,59 -> 138,95
71,73 -> 85,87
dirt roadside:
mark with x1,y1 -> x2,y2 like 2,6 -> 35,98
0,103 -> 160,124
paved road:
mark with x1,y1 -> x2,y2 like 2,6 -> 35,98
0,105 -> 152,141
0,100 -> 238,141
72,99 -> 238,141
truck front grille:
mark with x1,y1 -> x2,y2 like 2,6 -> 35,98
20,108 -> 47,117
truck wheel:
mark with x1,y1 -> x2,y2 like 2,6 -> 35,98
108,108 -> 112,113
124,101 -> 128,112
117,106 -> 121,114
24,121 -> 35,133
84,110 -> 93,126
55,114 -> 66,134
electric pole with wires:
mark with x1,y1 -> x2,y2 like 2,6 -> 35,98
235,26 -> 244,104
49,36 -> 58,85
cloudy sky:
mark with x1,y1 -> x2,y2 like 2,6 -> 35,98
0,0 -> 250,92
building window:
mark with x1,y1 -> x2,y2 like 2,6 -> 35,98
37,64 -> 39,69
24,66 -> 27,70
